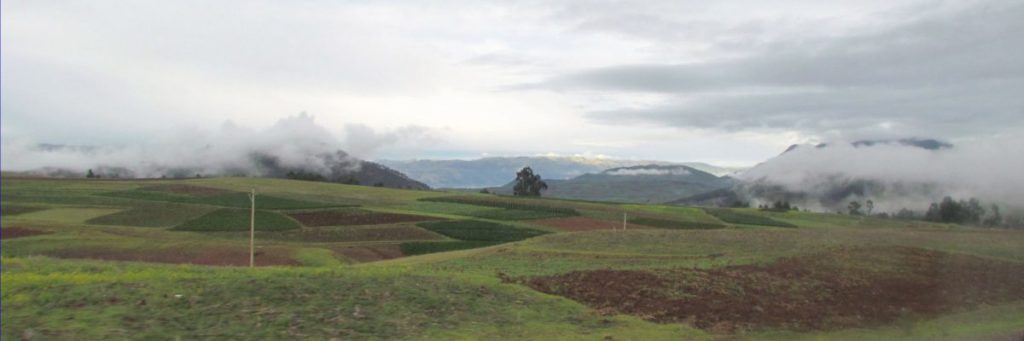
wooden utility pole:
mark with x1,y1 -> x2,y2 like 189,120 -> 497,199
622,212 -> 628,231
249,189 -> 255,268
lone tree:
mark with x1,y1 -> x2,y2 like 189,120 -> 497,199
866,200 -> 874,216
86,169 -> 96,178
513,167 -> 547,196
848,201 -> 863,216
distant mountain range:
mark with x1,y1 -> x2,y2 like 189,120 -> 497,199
783,138 -> 953,154
487,164 -> 735,204
377,156 -> 744,188
675,138 -> 958,211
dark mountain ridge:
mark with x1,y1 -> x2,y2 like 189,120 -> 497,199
490,164 -> 735,204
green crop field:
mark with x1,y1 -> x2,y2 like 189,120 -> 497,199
464,208 -> 571,221
87,203 -> 217,227
173,208 -> 301,231
419,195 -> 580,216
3,176 -> 1023,340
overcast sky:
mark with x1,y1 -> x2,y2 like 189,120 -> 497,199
3,0 -> 1021,167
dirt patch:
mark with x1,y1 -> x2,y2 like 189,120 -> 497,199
515,246 -> 1024,332
333,245 -> 404,262
288,210 -> 442,227
142,184 -> 231,197
533,217 -> 620,232
45,247 -> 299,267
1,227 -> 52,239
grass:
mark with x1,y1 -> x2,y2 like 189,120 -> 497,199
292,248 -> 343,267
417,220 -> 551,242
172,209 -> 301,231
1,256 -> 708,340
629,216 -> 726,229
704,208 -> 797,227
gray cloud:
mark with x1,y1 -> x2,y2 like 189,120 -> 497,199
540,0 -> 1024,139
342,124 -> 439,158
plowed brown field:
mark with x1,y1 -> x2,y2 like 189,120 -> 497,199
518,246 -> 1024,333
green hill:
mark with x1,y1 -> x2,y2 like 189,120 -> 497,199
491,164 -> 735,203
3,176 -> 1023,340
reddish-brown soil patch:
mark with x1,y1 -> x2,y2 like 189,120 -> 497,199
515,246 -> 1024,332
333,245 -> 405,262
1,227 -> 52,239
45,247 -> 299,267
533,217 -> 620,232
288,210 -> 442,227
142,184 -> 230,197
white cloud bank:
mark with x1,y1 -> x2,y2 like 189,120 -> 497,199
737,136 -> 1024,209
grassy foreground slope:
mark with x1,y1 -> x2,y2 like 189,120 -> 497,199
3,176 -> 1023,340
2,256 -> 696,340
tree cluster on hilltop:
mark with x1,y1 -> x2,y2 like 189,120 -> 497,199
513,167 -> 548,196
758,200 -> 797,212
845,196 -> 1019,229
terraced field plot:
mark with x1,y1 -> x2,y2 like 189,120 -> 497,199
100,188 -> 338,210
629,216 -> 726,230
704,208 -> 796,227
533,217 -> 619,232
0,204 -> 48,216
12,207 -> 125,224
398,220 -> 552,256
287,208 -> 441,226
1,227 -> 51,239
464,208 -> 571,221
416,220 -> 550,242
142,184 -> 231,196
252,225 -> 445,243
399,200 -> 490,216
86,203 -> 216,227
332,245 -> 405,262
42,245 -> 301,266
173,208 -> 301,231
400,240 -> 502,255
419,196 -> 579,217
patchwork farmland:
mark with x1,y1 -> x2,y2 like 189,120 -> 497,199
3,176 -> 1024,340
